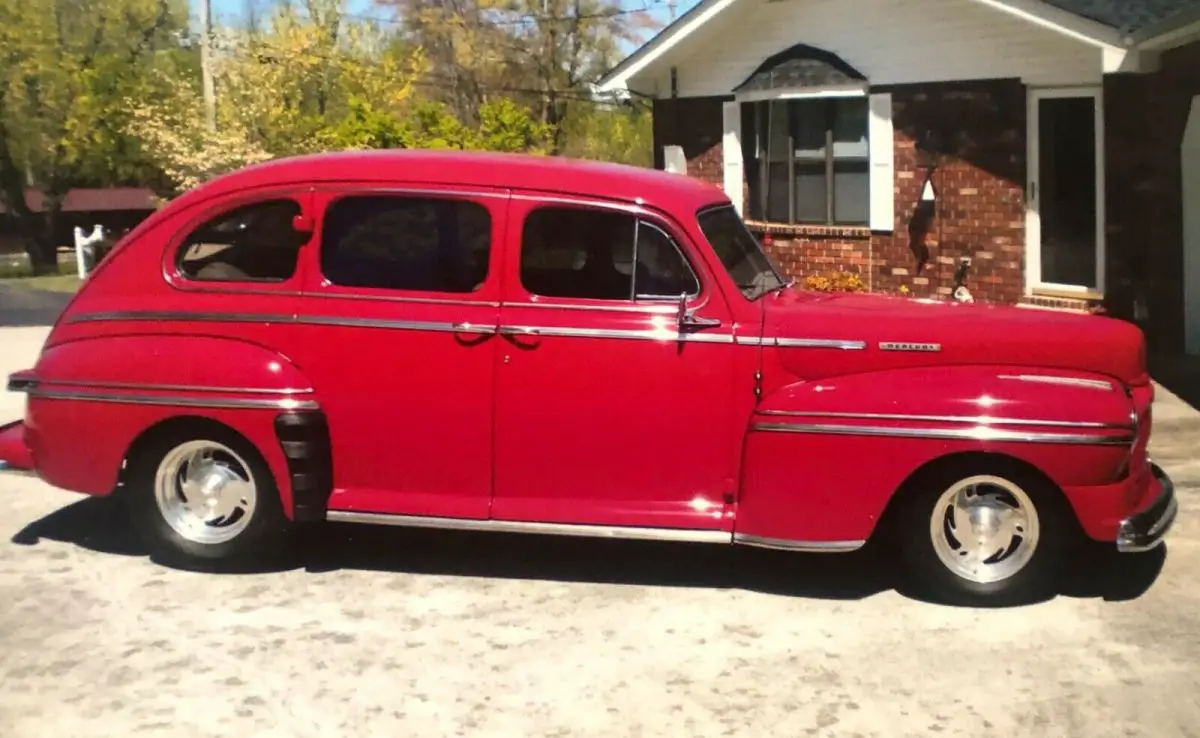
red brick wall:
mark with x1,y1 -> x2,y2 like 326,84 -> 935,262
1104,41 -> 1200,353
652,96 -> 729,187
874,79 -> 1026,303
654,80 -> 1027,303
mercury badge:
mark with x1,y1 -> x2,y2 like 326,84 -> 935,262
879,341 -> 942,352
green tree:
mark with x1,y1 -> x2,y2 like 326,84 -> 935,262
0,0 -> 188,271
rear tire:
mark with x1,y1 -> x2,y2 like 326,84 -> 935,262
895,460 -> 1076,606
123,425 -> 289,569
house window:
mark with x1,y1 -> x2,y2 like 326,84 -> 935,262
745,97 -> 870,226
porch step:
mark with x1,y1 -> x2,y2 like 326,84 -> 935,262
1016,294 -> 1101,314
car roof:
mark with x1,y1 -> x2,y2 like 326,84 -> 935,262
183,149 -> 732,214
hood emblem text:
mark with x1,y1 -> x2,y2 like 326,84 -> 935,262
879,341 -> 942,352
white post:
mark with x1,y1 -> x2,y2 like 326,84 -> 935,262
73,226 -> 87,279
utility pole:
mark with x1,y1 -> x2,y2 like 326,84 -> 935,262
669,1 -> 677,21
200,0 -> 216,131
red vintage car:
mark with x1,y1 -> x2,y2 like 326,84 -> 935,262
0,150 -> 1176,605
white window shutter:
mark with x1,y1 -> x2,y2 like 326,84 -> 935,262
722,101 -> 744,216
868,92 -> 895,232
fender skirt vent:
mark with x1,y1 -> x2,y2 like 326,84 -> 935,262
274,411 -> 333,522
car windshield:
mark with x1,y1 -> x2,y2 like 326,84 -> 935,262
696,204 -> 788,300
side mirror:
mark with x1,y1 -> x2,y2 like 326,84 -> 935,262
676,292 -> 720,332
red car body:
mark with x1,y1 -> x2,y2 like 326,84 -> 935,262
0,150 -> 1176,603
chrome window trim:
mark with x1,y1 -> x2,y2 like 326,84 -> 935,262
516,202 -> 704,304
303,291 -> 501,308
759,410 -> 1135,431
732,534 -> 864,553
751,421 -> 1135,446
26,387 -> 319,411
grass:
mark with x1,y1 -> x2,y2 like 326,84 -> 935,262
0,251 -> 84,292
0,273 -> 83,292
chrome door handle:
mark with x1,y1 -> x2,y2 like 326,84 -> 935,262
499,326 -> 540,336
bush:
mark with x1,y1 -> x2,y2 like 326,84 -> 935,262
803,270 -> 866,293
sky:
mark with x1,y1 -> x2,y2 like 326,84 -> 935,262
198,0 -> 700,50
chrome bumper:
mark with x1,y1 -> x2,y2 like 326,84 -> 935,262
1116,462 -> 1178,553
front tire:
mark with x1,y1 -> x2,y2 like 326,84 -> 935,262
895,461 -> 1076,606
124,426 -> 288,569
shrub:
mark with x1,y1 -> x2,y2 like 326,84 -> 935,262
803,270 -> 866,293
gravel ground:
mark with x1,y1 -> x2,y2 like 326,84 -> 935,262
1,326 -> 1197,737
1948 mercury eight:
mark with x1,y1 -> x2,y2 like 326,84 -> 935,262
0,150 -> 1177,605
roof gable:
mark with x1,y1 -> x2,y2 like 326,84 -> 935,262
1040,0 -> 1197,34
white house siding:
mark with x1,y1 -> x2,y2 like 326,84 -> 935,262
633,0 -> 1104,98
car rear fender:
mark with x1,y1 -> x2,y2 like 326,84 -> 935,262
13,335 -> 327,518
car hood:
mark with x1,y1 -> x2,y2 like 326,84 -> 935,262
761,289 -> 1147,386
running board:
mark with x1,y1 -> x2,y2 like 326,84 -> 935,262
325,510 -> 864,552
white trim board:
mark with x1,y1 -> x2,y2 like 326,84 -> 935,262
1024,86 -> 1106,296
595,0 -> 1134,94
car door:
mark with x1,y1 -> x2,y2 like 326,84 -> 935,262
285,184 -> 506,519
491,195 -> 742,531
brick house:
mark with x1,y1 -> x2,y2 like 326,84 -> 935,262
595,0 -> 1200,355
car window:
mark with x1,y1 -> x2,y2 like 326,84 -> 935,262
520,206 -> 699,301
177,199 -> 307,282
320,195 -> 491,293
696,204 -> 787,300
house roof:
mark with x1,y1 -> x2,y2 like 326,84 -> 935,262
595,0 -> 1200,93
1040,0 -> 1197,34
0,188 -> 157,214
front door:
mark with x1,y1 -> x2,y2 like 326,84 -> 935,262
491,197 -> 741,531
1026,87 -> 1105,294
287,186 -> 506,519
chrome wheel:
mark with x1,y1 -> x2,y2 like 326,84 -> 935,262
153,440 -> 258,545
929,475 -> 1040,584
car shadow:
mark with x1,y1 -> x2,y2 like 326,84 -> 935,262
10,496 -> 1168,606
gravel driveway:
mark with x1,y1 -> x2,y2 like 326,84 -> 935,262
1,327 -> 1197,737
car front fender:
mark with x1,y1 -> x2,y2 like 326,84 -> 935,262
735,364 -> 1140,544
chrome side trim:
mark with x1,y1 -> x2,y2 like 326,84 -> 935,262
734,336 -> 866,350
498,324 -> 730,343
758,410 -> 1134,431
66,310 -> 862,350
70,310 -> 291,325
326,510 -> 733,544
733,534 -> 864,553
29,379 -> 313,395
27,388 -> 319,411
998,374 -> 1115,392
751,421 -> 1135,446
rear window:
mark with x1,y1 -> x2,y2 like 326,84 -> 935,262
177,199 -> 306,282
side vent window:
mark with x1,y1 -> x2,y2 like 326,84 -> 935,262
320,195 -> 492,293
177,199 -> 307,282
